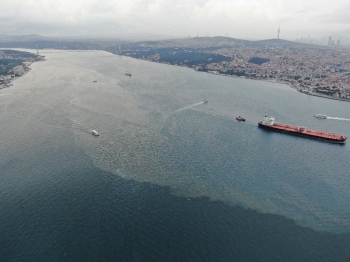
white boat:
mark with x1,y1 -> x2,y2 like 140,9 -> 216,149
91,130 -> 99,136
314,114 -> 327,119
125,72 -> 132,76
203,98 -> 208,103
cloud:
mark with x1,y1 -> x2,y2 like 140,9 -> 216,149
313,5 -> 350,25
0,0 -> 350,39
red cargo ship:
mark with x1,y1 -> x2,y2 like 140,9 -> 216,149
258,116 -> 347,143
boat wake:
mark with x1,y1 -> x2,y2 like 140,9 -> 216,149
327,117 -> 350,122
173,101 -> 204,114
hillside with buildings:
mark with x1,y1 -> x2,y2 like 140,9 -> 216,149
113,37 -> 350,101
0,49 -> 43,89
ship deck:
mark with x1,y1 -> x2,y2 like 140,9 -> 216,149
259,122 -> 347,141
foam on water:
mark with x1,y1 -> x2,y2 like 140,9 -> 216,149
173,101 -> 205,114
327,116 -> 350,121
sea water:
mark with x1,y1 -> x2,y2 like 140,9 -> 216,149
1,50 -> 350,261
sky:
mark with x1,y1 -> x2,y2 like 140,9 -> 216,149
1,0 -> 350,41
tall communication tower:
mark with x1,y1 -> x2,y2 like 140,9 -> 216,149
36,45 -> 39,56
277,24 -> 280,39
118,44 -> 121,56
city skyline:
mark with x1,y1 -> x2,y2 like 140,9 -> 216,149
0,0 -> 350,41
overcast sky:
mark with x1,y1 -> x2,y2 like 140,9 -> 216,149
1,0 -> 350,40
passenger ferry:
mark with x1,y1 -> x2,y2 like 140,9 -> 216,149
314,114 -> 327,119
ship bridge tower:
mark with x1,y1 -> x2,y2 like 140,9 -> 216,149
263,116 -> 275,125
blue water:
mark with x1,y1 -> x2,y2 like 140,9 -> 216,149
1,50 -> 350,261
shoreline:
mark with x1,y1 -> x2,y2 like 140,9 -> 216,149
0,57 -> 44,90
122,54 -> 350,103
295,89 -> 350,102
266,79 -> 350,102
202,70 -> 350,103
0,68 -> 31,89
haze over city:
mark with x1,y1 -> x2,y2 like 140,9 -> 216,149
1,0 -> 350,41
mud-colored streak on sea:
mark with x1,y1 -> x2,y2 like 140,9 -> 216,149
1,50 -> 350,261
2,161 -> 350,261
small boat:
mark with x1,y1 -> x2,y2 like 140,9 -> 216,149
236,116 -> 245,121
91,130 -> 99,136
203,99 -> 208,103
314,114 -> 327,119
93,80 -> 97,82
125,72 -> 132,76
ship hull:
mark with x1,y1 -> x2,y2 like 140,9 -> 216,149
258,122 -> 346,143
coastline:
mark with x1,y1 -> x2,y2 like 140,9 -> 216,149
295,88 -> 350,102
121,54 -> 350,103
0,57 -> 44,90
266,79 -> 350,102
0,68 -> 30,89
203,71 -> 350,103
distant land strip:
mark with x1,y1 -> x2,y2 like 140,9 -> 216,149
1,35 -> 350,101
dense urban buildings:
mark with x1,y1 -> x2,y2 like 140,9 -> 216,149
0,50 -> 42,89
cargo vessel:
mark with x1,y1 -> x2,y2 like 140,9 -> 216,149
258,116 -> 347,143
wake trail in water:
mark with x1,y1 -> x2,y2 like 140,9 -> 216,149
14,110 -> 92,135
327,117 -> 350,121
173,101 -> 204,114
